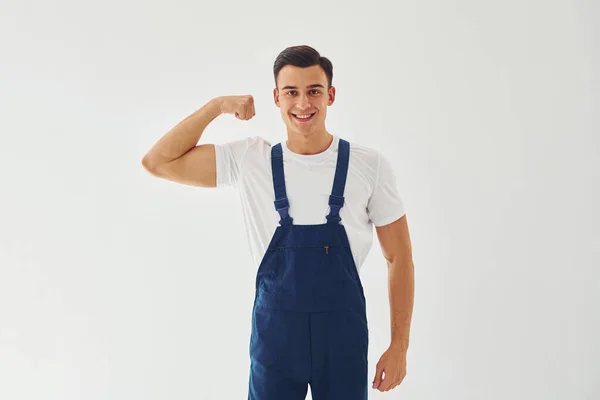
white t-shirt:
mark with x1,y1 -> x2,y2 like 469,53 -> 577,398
214,135 -> 405,273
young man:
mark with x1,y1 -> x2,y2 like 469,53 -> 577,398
142,45 -> 414,399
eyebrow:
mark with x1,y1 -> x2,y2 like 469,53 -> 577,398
280,84 -> 325,90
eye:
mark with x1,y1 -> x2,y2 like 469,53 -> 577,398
285,90 -> 321,96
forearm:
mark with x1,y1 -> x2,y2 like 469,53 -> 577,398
142,97 -> 223,168
388,256 -> 414,350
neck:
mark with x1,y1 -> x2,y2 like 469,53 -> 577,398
286,130 -> 334,155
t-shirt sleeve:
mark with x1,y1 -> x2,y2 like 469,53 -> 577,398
367,151 -> 406,227
214,137 -> 252,188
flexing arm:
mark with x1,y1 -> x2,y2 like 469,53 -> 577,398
141,95 -> 255,187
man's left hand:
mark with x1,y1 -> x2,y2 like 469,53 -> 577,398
372,343 -> 407,392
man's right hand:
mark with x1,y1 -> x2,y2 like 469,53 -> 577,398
218,95 -> 256,120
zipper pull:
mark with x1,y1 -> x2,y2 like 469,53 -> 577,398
324,245 -> 329,255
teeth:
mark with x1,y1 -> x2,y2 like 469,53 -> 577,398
295,113 -> 314,119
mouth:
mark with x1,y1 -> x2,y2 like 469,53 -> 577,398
291,112 -> 316,122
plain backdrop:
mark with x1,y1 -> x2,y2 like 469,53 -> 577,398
1,0 -> 598,399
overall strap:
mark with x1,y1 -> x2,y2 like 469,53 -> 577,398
326,138 -> 350,224
271,143 -> 293,225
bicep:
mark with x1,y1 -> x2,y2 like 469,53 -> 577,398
151,144 -> 217,188
375,215 -> 412,263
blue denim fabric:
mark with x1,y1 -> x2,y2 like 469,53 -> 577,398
248,139 -> 369,400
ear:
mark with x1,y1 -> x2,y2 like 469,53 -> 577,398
328,86 -> 336,106
273,88 -> 280,108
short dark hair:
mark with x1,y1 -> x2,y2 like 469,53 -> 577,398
273,45 -> 333,89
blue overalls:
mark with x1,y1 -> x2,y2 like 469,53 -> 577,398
248,138 -> 369,400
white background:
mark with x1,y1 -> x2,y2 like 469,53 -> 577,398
1,0 -> 598,399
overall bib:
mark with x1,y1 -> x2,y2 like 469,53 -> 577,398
248,138 -> 369,400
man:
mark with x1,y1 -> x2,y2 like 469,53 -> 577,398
142,45 -> 414,399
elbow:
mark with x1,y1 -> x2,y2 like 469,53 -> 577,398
141,155 -> 159,175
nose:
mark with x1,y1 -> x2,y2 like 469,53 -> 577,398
296,94 -> 312,110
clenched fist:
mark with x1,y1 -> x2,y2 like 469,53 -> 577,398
218,95 -> 256,120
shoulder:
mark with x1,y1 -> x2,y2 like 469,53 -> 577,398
242,136 -> 273,163
216,135 -> 272,151
216,135 -> 273,164
344,138 -> 384,176
346,139 -> 380,161
344,138 -> 400,191
245,135 -> 272,148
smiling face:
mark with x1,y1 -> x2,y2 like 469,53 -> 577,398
273,64 -> 336,139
